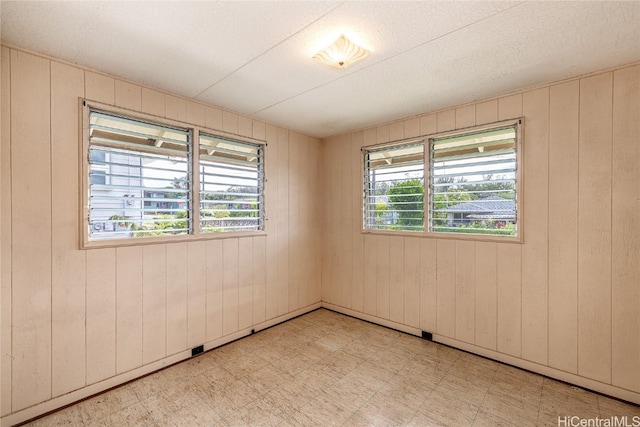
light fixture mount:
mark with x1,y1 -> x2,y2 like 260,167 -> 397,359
313,34 -> 369,69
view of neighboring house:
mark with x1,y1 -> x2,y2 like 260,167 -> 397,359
443,195 -> 515,227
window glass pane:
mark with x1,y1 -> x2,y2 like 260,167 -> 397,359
88,110 -> 191,239
429,124 -> 517,236
364,142 -> 425,231
199,134 -> 264,233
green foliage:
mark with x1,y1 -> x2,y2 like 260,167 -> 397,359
203,205 -> 230,218
131,211 -> 189,237
388,179 -> 424,228
432,221 -> 516,236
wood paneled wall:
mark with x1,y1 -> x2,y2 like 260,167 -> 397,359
321,64 -> 640,403
0,47 -> 322,423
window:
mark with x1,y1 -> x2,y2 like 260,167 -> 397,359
83,103 -> 266,246
429,121 -> 520,237
87,109 -> 191,239
363,141 -> 425,231
199,134 -> 264,233
363,119 -> 522,240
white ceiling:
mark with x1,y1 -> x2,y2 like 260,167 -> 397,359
2,1 -> 639,138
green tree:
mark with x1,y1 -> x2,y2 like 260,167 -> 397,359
388,179 -> 424,229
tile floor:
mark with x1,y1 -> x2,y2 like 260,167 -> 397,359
24,309 -> 640,427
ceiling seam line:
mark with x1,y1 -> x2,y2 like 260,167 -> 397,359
250,1 -> 527,115
193,0 -> 348,99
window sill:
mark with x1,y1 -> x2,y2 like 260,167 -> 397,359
361,228 -> 523,244
81,230 -> 267,249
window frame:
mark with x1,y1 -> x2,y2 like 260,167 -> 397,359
80,99 -> 267,249
362,118 -> 524,243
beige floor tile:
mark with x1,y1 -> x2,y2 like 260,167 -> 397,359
378,374 -> 433,409
473,408 -> 534,427
85,401 -> 154,427
152,400 -> 219,426
296,392 -> 355,426
359,392 -> 421,426
435,370 -> 491,406
220,352 -> 269,379
324,372 -> 380,411
598,395 -> 640,418
73,386 -> 139,425
409,390 -> 479,427
262,377 -> 317,412
294,340 -> 338,362
23,405 -> 85,427
223,396 -> 286,427
479,387 -> 539,426
243,363 -> 294,395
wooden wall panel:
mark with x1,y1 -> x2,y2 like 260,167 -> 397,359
142,244 -> 167,364
86,248 -> 116,385
140,87 -> 165,117
205,106 -> 223,131
437,109 -> 455,132
340,135 -> 354,309
84,71 -> 114,104
1,46 -> 12,415
50,61 -> 86,396
276,129 -> 289,316
475,100 -> 498,125
10,50 -> 52,410
403,237 -> 420,328
187,101 -> 205,127
298,136 -> 310,308
320,137 -> 331,304
497,243 -> 522,357
578,73 -> 613,384
222,239 -> 239,336
475,242 -> 497,350
548,80 -> 579,373
363,234 -> 377,317
455,241 -> 475,344
187,241 -> 207,347
166,243 -> 188,354
351,132 -> 364,312
165,95 -> 187,122
436,240 -> 455,337
115,80 -> 141,111
238,238 -> 253,330
375,235 -> 391,320
308,139 -> 322,304
116,247 -> 143,374
265,125 -> 279,320
521,87 -> 549,365
328,138 -> 341,306
419,238 -> 437,333
420,114 -> 437,136
222,111 -> 238,134
455,105 -> 475,129
252,236 -> 267,324
611,65 -> 640,392
288,134 -> 300,311
389,236 -> 405,324
205,239 -> 223,342
238,115 -> 252,137
496,94 -> 522,358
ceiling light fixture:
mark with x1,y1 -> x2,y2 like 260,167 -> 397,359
312,34 -> 370,69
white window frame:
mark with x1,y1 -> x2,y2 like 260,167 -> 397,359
80,99 -> 267,248
362,118 -> 523,243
